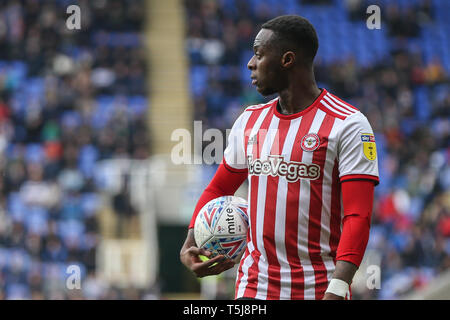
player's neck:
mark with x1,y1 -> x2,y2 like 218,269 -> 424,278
277,77 -> 321,116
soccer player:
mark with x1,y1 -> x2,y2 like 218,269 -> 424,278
180,15 -> 379,300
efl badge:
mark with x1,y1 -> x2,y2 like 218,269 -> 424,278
301,133 -> 320,152
361,133 -> 377,161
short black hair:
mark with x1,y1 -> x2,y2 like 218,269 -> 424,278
261,15 -> 319,65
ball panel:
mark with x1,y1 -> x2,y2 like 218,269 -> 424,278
193,211 -> 213,247
214,204 -> 247,237
193,196 -> 249,264
216,236 -> 247,262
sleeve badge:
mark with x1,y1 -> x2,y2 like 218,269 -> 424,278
361,133 -> 377,161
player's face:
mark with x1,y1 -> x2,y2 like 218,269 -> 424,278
247,29 -> 285,96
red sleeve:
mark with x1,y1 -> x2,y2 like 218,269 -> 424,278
188,159 -> 248,229
336,179 -> 375,267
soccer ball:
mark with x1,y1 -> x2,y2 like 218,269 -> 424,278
194,196 -> 249,263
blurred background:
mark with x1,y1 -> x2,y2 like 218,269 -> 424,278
0,0 -> 448,300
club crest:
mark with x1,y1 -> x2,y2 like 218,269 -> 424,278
301,133 -> 320,152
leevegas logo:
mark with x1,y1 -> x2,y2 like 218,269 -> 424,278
183,304 -> 267,318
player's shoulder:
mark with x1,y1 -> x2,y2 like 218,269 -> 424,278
229,98 -> 277,129
319,90 -> 362,121
243,97 -> 277,113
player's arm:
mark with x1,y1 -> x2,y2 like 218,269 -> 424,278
323,179 -> 375,300
180,161 -> 248,277
324,111 -> 379,299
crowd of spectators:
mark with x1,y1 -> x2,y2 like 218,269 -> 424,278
184,0 -> 450,299
0,0 -> 151,299
0,0 -> 448,301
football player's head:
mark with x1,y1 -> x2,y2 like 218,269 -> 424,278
248,15 -> 319,96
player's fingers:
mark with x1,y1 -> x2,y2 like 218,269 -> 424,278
185,246 -> 212,261
201,254 -> 226,267
191,254 -> 222,274
185,246 -> 204,256
197,248 -> 214,257
192,255 -> 231,277
204,257 -> 234,272
203,259 -> 235,276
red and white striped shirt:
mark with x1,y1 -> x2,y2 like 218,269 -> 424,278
223,89 -> 379,300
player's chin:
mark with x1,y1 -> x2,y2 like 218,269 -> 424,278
256,85 -> 277,97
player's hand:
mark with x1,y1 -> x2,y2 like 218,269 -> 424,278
322,292 -> 345,300
180,246 -> 235,278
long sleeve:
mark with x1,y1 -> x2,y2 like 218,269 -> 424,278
336,179 -> 375,267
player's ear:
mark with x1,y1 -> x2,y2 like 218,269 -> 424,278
281,51 -> 295,69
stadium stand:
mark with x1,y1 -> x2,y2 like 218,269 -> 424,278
0,0 -> 448,301
0,0 -> 154,299
183,0 -> 449,299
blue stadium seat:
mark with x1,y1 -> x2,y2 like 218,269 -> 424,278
414,86 -> 431,121
25,144 -> 45,164
190,66 -> 209,97
79,145 -> 99,179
